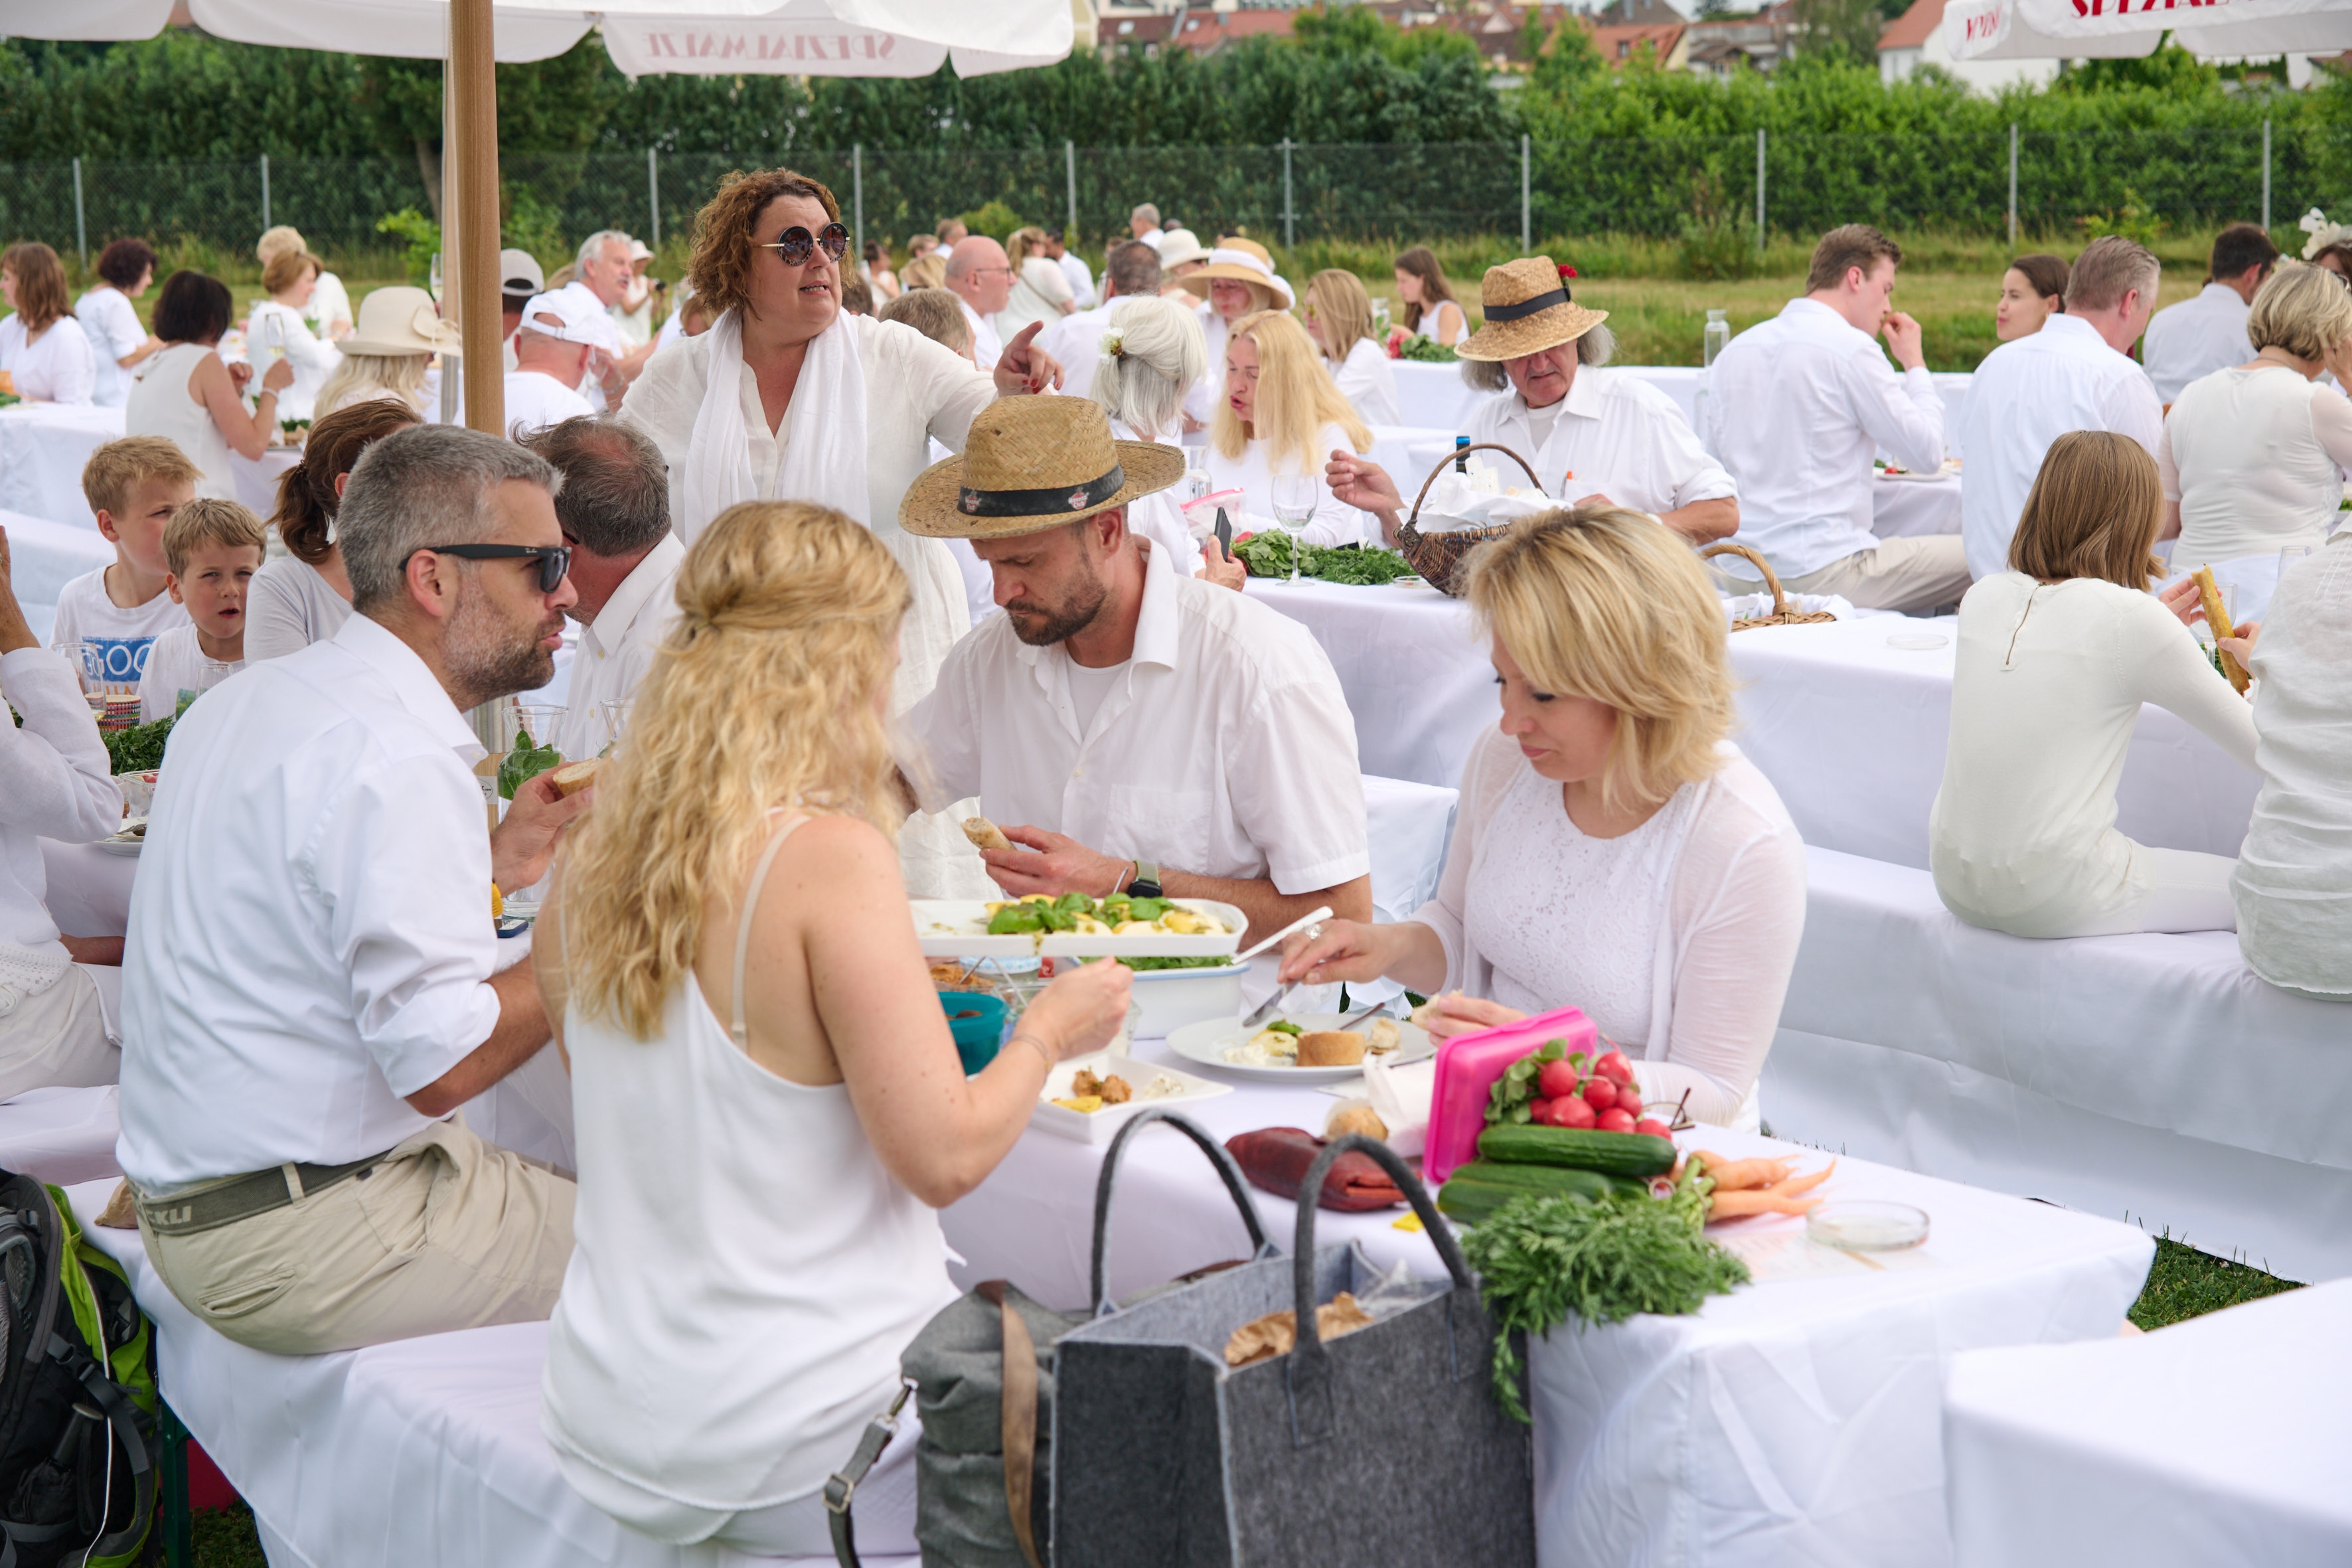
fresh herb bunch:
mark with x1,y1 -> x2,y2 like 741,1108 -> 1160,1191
105,716 -> 173,774
1487,1038 -> 1586,1125
1396,335 -> 1458,363
1458,1188 -> 1749,1422
1233,534 -> 1414,586
497,728 -> 563,800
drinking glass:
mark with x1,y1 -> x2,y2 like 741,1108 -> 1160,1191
257,313 -> 286,365
1182,466 -> 1213,507
512,704 -> 566,754
428,252 -> 444,303
1269,475 -> 1318,584
52,642 -> 106,721
599,698 -> 635,757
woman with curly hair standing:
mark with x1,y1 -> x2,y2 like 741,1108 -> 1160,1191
621,167 -> 1067,897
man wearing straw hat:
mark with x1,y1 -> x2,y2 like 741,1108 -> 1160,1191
1328,256 -> 1738,547
899,397 -> 1373,945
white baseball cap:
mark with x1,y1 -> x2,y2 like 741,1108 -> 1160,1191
499,248 -> 544,296
518,289 -> 613,347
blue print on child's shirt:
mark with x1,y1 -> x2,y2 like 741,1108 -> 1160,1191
80,635 -> 157,684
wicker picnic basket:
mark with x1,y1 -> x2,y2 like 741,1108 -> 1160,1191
1700,542 -> 1836,631
1395,442 -> 1544,597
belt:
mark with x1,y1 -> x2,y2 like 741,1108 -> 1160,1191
133,1149 -> 396,1237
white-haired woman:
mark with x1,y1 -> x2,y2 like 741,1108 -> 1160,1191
1279,507 -> 1805,1129
538,501 -> 1129,1555
1089,295 -> 1210,576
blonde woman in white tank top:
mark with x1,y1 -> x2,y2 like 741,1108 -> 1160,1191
536,499 -> 1131,1556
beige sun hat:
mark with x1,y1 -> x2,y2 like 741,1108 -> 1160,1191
900,396 -> 1186,540
1176,237 -> 1296,311
1454,256 -> 1608,362
1154,228 -> 1212,270
340,286 -> 463,358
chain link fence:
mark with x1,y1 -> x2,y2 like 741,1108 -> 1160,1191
6,127 -> 2349,270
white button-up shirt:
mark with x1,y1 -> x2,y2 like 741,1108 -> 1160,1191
905,561 -> 1371,895
555,532 -> 684,762
1956,313 -> 2165,580
959,298 -> 1004,370
118,613 -> 504,1189
1705,297 -> 1946,579
1466,369 -> 1735,518
2142,283 -> 2254,406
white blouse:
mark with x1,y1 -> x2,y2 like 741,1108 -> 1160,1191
1931,573 -> 2258,935
74,288 -> 147,408
0,315 -> 95,404
995,256 -> 1074,343
246,301 -> 340,422
1205,420 -> 1366,548
1415,728 -> 1806,1129
2157,363 -> 2352,571
1331,337 -> 1400,428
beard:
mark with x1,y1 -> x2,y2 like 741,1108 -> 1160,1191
445,583 -> 559,709
1002,556 -> 1108,648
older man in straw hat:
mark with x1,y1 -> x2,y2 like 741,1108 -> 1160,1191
1702,224 -> 1968,613
900,397 -> 1372,944
1328,256 -> 1738,547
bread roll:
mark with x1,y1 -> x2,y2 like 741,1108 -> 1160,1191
550,759 -> 601,799
962,816 -> 1015,852
1296,1030 -> 1366,1067
1326,1103 -> 1388,1140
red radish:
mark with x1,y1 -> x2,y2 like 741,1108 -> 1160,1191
1596,1107 -> 1637,1135
1537,1059 -> 1581,1101
1528,1097 -> 1555,1126
1595,1050 -> 1635,1085
1581,1077 -> 1618,1113
1634,1119 -> 1673,1140
1553,1093 -> 1597,1129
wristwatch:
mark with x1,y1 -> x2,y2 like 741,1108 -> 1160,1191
1125,860 -> 1164,899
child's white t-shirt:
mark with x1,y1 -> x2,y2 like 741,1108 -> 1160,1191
48,568 -> 186,689
137,622 -> 242,724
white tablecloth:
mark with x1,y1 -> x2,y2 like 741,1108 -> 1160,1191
1766,846 -> 2352,1285
1727,614 -> 2256,870
3,507 -> 116,643
1945,1279 -> 2352,1568
0,1086 -> 123,1184
0,403 -> 298,528
1870,471 -> 1963,537
940,1070 -> 2152,1568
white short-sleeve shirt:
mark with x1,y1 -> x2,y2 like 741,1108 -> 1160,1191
905,560 -> 1372,895
503,368 -> 595,436
1467,368 -> 1736,518
0,314 -> 96,406
117,613 -> 505,1189
135,622 -> 241,724
2142,283 -> 2254,406
74,288 -> 147,408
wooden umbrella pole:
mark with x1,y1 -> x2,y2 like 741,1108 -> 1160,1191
449,0 -> 504,437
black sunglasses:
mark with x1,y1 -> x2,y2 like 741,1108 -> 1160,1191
761,223 -> 850,266
406,542 -> 572,593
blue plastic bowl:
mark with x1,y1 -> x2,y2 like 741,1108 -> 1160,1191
939,990 -> 1009,1075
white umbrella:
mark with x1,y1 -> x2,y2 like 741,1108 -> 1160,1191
1944,0 -> 2352,60
0,0 -> 1075,430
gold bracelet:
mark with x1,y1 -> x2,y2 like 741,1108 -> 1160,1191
1006,1032 -> 1054,1072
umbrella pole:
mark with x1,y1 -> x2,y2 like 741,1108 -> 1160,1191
449,0 -> 504,437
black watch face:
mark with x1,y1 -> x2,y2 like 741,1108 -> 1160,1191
1129,879 -> 1164,898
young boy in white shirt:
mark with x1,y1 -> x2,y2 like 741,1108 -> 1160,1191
137,499 -> 266,723
51,437 -> 200,700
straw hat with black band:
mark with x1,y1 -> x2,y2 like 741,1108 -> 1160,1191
1176,237 -> 1296,313
900,396 -> 1186,540
1455,256 -> 1608,362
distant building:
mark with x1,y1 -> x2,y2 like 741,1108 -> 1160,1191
1875,0 -> 2059,90
1684,1 -> 1795,77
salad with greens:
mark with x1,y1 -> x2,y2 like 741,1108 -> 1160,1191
984,891 -> 1226,938
1233,536 -> 1415,586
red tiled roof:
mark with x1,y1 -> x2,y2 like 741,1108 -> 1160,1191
1589,21 -> 1684,64
1877,0 -> 1946,52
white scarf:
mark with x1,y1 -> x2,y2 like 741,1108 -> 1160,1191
679,307 -> 870,541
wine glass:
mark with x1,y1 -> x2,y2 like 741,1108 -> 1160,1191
428,252 -> 444,303
599,698 -> 635,757
52,641 -> 106,722
1269,475 -> 1317,584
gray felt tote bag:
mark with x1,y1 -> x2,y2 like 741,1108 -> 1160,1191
1051,1122 -> 1535,1567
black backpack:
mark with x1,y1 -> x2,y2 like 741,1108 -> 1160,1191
0,1174 -> 157,1568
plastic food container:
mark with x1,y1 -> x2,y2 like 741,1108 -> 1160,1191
1808,1201 -> 1929,1251
939,990 -> 1008,1075
1423,1005 -> 1599,1185
1125,961 -> 1251,1038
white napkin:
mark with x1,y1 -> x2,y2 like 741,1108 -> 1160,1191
1364,1053 -> 1436,1159
1411,455 -> 1554,534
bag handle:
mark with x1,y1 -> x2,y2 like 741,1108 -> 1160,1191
1283,1135 -> 1472,1446
1091,1108 -> 1274,1317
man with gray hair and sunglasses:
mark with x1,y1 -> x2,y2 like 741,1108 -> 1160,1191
116,423 -> 589,1354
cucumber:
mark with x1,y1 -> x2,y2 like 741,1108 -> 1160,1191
1476,1123 -> 1676,1178
1436,1175 -> 1591,1225
1446,1160 -> 1649,1202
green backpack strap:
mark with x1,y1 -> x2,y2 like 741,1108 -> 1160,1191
42,1186 -> 159,1568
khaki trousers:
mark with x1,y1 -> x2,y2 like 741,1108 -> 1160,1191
1718,534 -> 1972,615
138,1117 -> 576,1356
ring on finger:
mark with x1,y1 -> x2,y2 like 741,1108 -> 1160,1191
1302,922 -> 1326,944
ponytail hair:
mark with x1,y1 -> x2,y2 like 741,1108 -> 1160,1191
273,398 -> 422,564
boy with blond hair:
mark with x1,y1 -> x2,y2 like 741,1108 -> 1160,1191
54,437 -> 200,692
137,499 -> 266,723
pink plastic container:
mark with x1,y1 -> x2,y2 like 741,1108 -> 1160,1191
1422,1006 -> 1600,1185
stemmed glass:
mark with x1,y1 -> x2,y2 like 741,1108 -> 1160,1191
428,252 -> 444,303
1269,475 -> 1317,584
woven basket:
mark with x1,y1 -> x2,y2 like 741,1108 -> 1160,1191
1700,542 -> 1837,631
1394,442 -> 1545,597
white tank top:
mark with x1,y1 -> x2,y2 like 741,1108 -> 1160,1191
125,343 -> 237,501
541,814 -> 959,1524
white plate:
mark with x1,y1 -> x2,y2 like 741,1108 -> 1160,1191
913,898 -> 1247,959
94,836 -> 143,857
1029,1051 -> 1231,1143
1166,1012 -> 1434,1084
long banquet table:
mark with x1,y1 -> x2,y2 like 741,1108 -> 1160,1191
940,1039 -> 2153,1568
0,402 -> 299,528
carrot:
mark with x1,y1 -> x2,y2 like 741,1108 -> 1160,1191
1706,1189 -> 1825,1221
1689,1154 -> 1792,1192
1768,1161 -> 1836,1199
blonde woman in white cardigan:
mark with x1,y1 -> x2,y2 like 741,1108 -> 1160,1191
1931,431 -> 2259,938
1278,507 -> 1805,1129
